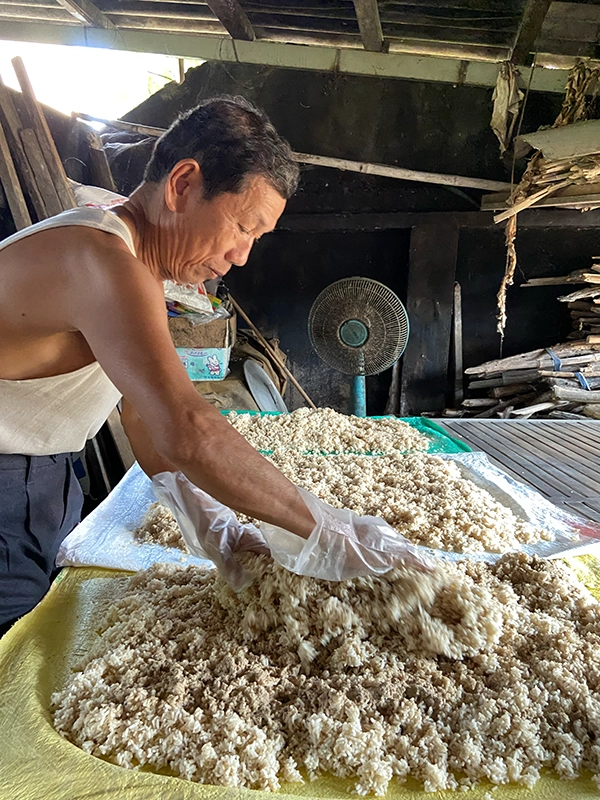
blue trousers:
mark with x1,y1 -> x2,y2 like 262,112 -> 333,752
0,453 -> 83,634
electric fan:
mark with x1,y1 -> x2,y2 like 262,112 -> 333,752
308,277 -> 410,417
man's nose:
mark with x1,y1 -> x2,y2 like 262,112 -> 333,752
227,239 -> 253,268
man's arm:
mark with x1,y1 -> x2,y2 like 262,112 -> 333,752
120,398 -> 175,477
69,242 -> 314,538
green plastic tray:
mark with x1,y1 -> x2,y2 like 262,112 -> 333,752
221,411 -> 471,455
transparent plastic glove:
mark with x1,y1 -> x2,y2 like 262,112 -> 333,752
261,487 -> 434,582
151,471 -> 270,591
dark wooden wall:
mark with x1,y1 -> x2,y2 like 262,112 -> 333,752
107,61 -> 594,415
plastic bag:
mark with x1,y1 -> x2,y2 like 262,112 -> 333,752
163,280 -> 214,314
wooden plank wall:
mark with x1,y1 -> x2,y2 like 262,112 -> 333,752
399,220 -> 460,415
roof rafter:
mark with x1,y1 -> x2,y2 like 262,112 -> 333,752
54,0 -> 114,28
205,0 -> 255,41
352,0 -> 384,52
510,0 -> 552,65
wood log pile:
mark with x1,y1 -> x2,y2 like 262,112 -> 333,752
0,57 -> 117,232
521,257 -> 600,343
555,260 -> 600,343
444,341 -> 600,420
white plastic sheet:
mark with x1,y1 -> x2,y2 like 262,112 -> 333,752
429,452 -> 600,563
56,462 -> 212,571
57,453 -> 600,573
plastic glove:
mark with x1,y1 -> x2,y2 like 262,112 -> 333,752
261,487 -> 434,582
151,471 -> 270,591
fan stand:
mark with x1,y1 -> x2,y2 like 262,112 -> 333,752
352,374 -> 367,417
340,321 -> 368,417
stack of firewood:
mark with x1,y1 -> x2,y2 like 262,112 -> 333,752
444,341 -> 600,420
559,262 -> 600,342
520,258 -> 600,342
0,57 -> 116,232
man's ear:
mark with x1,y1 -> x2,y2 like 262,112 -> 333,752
164,159 -> 204,212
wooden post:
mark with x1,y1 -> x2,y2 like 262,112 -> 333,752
85,129 -> 117,192
0,77 -> 46,220
399,221 -> 460,416
11,56 -> 75,211
0,120 -> 31,229
452,281 -> 464,406
19,128 -> 63,217
384,359 -> 401,416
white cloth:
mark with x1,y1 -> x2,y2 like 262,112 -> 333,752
0,207 -> 134,455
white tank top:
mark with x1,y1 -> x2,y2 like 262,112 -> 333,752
0,207 -> 135,456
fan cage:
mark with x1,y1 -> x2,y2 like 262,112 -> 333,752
308,277 -> 409,376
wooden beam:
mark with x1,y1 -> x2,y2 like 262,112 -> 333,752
0,21 -> 578,94
0,120 -> 31,229
54,0 -> 114,28
510,0 -> 552,65
19,127 -> 63,216
11,56 -> 76,211
533,38 -> 597,59
388,40 -> 509,62
399,221 -> 460,415
277,211 -> 481,232
205,0 -> 255,41
277,207 -> 600,232
0,76 -> 46,219
352,0 -> 384,52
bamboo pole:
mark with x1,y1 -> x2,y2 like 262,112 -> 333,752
73,112 -> 513,193
229,296 -> 316,409
75,112 -> 166,138
294,152 -> 513,192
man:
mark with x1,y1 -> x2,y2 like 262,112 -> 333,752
0,96 -> 428,634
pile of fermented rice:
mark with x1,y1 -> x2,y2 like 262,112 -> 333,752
133,502 -> 189,551
52,554 -> 600,794
267,451 -> 548,553
134,450 -> 547,554
227,408 -> 429,453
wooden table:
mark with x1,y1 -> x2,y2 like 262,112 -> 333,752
436,419 -> 600,523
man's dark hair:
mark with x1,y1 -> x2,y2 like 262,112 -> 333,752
144,96 -> 299,200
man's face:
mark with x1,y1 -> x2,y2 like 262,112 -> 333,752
159,166 -> 287,285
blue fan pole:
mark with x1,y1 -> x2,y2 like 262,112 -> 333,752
352,375 -> 367,417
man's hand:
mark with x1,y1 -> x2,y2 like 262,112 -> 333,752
151,471 -> 270,591
261,487 -> 435,582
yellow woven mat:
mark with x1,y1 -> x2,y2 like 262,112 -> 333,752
1,563 -> 600,800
